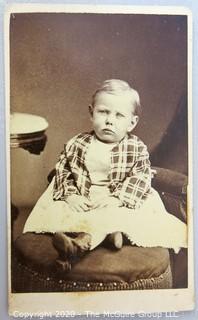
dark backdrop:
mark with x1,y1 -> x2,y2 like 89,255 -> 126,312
10,13 -> 187,207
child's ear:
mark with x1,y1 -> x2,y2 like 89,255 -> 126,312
128,115 -> 139,132
89,105 -> 93,118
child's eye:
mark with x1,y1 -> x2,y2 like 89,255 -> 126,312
99,110 -> 108,114
117,113 -> 125,118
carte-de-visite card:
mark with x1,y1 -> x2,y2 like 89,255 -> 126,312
5,3 -> 194,317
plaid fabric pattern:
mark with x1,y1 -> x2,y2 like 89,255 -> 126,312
53,132 -> 152,209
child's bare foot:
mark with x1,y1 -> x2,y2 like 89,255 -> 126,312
53,232 -> 91,259
53,233 -> 77,258
73,232 -> 92,252
106,231 -> 123,249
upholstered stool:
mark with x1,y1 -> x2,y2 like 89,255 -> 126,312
13,232 -> 172,292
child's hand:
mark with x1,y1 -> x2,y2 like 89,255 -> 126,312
66,195 -> 92,212
91,196 -> 122,210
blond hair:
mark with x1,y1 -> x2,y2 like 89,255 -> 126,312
92,79 -> 141,116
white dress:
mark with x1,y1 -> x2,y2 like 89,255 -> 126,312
23,138 -> 187,253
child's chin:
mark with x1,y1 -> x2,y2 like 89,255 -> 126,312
101,137 -> 117,143
95,132 -> 119,143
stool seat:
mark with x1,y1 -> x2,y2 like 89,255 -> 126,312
14,232 -> 172,292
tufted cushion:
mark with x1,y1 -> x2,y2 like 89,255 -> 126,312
15,232 -> 170,284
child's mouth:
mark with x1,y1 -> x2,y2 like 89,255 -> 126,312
102,129 -> 114,134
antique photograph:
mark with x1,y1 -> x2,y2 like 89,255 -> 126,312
7,4 -> 193,315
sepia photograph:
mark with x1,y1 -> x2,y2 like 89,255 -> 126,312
6,4 -> 194,316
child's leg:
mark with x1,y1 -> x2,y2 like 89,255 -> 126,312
53,232 -> 92,272
53,232 -> 92,258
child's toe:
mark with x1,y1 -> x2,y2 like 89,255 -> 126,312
55,259 -> 71,273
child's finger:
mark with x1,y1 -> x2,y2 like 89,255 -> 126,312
92,202 -> 107,209
70,203 -> 84,212
80,203 -> 89,211
90,202 -> 100,209
83,198 -> 93,207
69,204 -> 79,212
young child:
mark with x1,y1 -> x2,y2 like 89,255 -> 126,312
23,79 -> 187,271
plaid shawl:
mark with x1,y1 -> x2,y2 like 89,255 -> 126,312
53,132 -> 152,209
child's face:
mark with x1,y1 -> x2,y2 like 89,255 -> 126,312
90,92 -> 139,143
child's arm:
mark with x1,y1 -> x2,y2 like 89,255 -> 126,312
53,149 -> 80,201
53,147 -> 92,211
110,142 -> 152,209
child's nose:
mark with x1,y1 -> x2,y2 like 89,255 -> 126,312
105,114 -> 114,125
